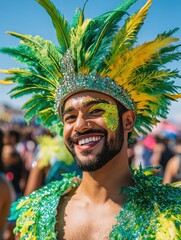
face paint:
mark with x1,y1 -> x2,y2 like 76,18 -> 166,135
89,102 -> 119,131
63,95 -> 123,172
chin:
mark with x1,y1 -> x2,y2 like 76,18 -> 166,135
74,154 -> 111,172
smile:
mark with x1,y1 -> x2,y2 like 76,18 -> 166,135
72,134 -> 104,148
78,136 -> 102,146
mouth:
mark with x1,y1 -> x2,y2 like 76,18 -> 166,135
72,134 -> 104,149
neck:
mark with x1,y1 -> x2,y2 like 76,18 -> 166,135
76,145 -> 134,204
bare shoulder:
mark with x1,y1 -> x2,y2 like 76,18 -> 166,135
167,155 -> 180,169
0,174 -> 15,201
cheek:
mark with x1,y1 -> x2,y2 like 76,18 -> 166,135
101,105 -> 119,131
63,124 -> 72,144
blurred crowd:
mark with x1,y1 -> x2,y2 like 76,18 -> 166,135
0,118 -> 181,239
0,119 -> 82,239
129,121 -> 181,183
0,121 -> 47,239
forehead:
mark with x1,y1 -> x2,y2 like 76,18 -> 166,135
63,91 -> 116,110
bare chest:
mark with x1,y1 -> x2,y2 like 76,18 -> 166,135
55,197 -> 120,240
58,220 -> 113,240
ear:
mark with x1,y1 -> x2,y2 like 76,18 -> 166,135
122,110 -> 135,132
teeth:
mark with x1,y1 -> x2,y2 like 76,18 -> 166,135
78,136 -> 101,145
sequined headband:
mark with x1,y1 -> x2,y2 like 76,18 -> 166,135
55,50 -> 135,112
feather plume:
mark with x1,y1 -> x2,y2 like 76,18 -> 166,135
85,0 -> 138,66
0,80 -> 13,84
0,0 -> 180,137
111,35 -> 178,83
109,0 -> 152,64
6,32 -> 62,76
71,8 -> 81,29
36,0 -> 70,53
70,19 -> 91,72
9,85 -> 53,98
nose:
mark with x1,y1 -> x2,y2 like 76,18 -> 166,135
74,113 -> 92,133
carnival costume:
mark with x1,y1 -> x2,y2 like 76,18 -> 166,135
8,168 -> 181,240
1,0 -> 181,239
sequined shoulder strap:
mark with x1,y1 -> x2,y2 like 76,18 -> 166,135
10,173 -> 80,240
110,169 -> 181,239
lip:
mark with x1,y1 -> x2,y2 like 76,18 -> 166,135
72,133 -> 104,145
73,133 -> 105,151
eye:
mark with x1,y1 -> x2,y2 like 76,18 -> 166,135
89,108 -> 104,115
64,115 -> 77,123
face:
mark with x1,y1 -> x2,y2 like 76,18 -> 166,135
1,145 -> 16,165
61,92 -> 125,172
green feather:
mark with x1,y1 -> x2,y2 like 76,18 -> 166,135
109,0 -> 152,63
0,46 -> 59,82
41,111 -> 57,127
9,85 -> 53,98
2,68 -> 57,89
87,0 -> 138,62
71,0 -> 89,28
38,108 -> 56,126
7,32 -> 62,75
24,101 -> 43,123
71,8 -> 82,29
36,0 -> 70,53
22,95 -> 54,110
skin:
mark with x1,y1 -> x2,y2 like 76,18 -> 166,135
1,144 -> 27,195
24,164 -> 50,196
0,173 -> 15,239
163,144 -> 181,184
150,144 -> 165,168
56,91 -> 135,240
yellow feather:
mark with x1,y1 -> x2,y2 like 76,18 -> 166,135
0,69 -> 11,74
168,93 -> 181,100
133,93 -> 157,103
109,0 -> 152,64
0,80 -> 13,84
108,36 -> 178,84
70,19 -> 91,64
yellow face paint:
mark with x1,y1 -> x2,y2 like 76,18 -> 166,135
89,102 -> 119,131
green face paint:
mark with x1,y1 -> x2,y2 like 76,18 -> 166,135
89,102 -> 119,131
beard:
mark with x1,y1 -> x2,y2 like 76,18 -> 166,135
67,125 -> 124,172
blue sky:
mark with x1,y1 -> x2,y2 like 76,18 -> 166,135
0,0 -> 181,121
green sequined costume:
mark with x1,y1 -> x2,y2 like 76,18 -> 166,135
10,169 -> 181,240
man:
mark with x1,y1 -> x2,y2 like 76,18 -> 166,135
57,91 -> 135,239
1,0 -> 181,239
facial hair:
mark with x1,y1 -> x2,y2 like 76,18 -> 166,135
67,125 -> 124,172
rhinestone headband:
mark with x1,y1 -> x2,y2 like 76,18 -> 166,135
55,50 -> 135,113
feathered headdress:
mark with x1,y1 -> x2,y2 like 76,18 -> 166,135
0,0 -> 181,136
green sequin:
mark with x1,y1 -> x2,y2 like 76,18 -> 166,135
89,102 -> 119,131
9,173 -> 79,240
10,168 -> 181,239
110,167 -> 181,239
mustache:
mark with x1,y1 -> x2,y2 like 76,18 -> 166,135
68,129 -> 107,146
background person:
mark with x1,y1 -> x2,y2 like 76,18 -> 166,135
163,135 -> 181,184
0,173 -> 15,240
1,144 -> 27,198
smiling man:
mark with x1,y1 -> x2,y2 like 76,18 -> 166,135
62,92 -> 131,171
1,0 -> 181,239
56,91 -> 135,239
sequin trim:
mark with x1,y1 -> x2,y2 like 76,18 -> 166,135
54,50 -> 135,114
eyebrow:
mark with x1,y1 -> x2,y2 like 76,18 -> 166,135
62,99 -> 111,117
